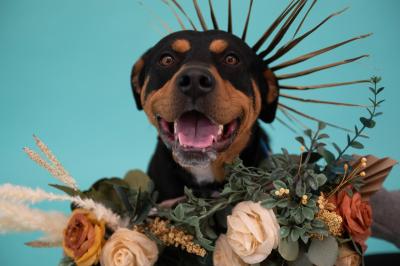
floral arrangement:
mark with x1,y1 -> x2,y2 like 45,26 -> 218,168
0,77 -> 397,266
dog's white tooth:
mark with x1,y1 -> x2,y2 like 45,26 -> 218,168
174,121 -> 178,134
218,125 -> 224,136
202,148 -> 206,153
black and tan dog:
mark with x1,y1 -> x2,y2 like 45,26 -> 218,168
131,30 -> 279,201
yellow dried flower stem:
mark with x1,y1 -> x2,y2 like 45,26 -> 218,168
147,218 -> 206,257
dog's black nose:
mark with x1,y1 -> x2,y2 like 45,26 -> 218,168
177,67 -> 215,99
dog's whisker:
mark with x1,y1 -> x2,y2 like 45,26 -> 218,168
208,0 -> 219,30
241,0 -> 254,41
263,6 -> 349,61
161,0 -> 186,30
255,0 -> 307,57
193,0 -> 208,31
271,33 -> 372,71
171,0 -> 198,30
292,0 -> 317,39
280,94 -> 367,107
279,103 -> 356,133
279,80 -> 371,90
252,0 -> 298,52
276,55 -> 369,80
227,0 -> 233,33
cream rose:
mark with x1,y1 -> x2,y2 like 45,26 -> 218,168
100,228 -> 158,266
213,234 -> 248,266
227,201 -> 280,264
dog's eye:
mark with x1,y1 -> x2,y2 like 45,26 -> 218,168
159,54 -> 175,67
224,54 -> 240,66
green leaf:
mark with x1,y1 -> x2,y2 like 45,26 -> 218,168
317,133 -> 329,140
304,129 -> 313,138
273,180 -> 287,190
302,207 -> 315,220
318,122 -> 327,130
59,257 -> 75,266
49,184 -> 82,197
350,141 -> 364,149
173,204 -> 185,221
306,237 -> 339,266
290,227 -> 301,242
278,238 -> 299,261
261,197 -> 277,209
360,117 -> 376,128
295,136 -> 305,146
295,181 -> 306,197
280,226 -> 291,238
332,142 -> 342,154
377,87 -> 385,94
123,170 -> 153,193
315,174 -> 327,187
317,147 -> 335,164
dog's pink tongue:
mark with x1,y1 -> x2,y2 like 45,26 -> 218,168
176,112 -> 219,148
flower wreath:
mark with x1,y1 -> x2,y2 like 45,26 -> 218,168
0,77 -> 397,266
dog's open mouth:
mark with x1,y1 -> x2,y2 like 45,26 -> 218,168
157,111 -> 240,167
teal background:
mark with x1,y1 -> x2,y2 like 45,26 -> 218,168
0,0 -> 399,264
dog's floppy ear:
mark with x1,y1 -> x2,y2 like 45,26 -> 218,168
258,68 -> 279,123
131,49 -> 152,110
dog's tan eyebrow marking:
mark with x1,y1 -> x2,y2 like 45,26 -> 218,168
171,39 -> 191,53
209,39 -> 228,54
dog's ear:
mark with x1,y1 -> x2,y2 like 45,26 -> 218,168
258,68 -> 279,123
131,50 -> 151,110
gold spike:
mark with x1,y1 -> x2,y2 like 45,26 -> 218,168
280,93 -> 367,107
241,0 -> 254,41
263,7 -> 349,60
259,0 -> 308,57
292,0 -> 317,38
276,55 -> 369,80
208,0 -> 219,30
280,80 -> 370,90
275,116 -> 298,133
138,1 -> 173,33
253,0 -> 299,52
161,0 -> 186,30
193,0 -> 208,31
271,33 -> 372,71
228,0 -> 232,33
279,103 -> 354,132
171,0 -> 198,30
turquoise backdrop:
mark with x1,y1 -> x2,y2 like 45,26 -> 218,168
0,0 -> 399,265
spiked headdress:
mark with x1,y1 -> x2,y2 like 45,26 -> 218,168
142,0 -> 371,133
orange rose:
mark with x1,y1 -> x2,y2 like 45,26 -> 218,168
335,191 -> 372,251
63,209 -> 106,266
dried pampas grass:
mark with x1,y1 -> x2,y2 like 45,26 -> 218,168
24,135 -> 78,190
0,183 -> 71,204
0,200 -> 68,245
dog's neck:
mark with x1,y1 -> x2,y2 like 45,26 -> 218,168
185,165 -> 215,185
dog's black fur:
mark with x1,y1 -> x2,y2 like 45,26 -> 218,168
131,31 -> 279,204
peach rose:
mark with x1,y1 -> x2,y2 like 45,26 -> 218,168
213,234 -> 248,266
100,228 -> 158,266
335,244 -> 361,266
335,191 -> 372,251
63,209 -> 105,266
227,201 -> 280,264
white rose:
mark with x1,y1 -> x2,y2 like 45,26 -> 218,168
227,201 -> 280,264
100,228 -> 158,266
213,234 -> 248,266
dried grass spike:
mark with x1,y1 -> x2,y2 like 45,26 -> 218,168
280,79 -> 370,90
171,0 -> 198,30
161,0 -> 186,30
227,0 -> 232,33
292,0 -> 317,38
208,0 -> 219,30
280,94 -> 367,107
271,33 -> 372,71
193,0 -> 208,30
241,0 -> 254,41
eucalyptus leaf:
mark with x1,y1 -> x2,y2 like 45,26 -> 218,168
124,170 -> 153,193
58,257 -> 75,266
306,237 -> 339,266
278,238 -> 299,261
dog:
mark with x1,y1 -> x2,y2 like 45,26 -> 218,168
131,30 -> 279,202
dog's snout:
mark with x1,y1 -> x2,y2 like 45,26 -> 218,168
177,67 -> 215,99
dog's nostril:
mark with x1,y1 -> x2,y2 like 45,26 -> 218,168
199,75 -> 213,89
179,75 -> 191,88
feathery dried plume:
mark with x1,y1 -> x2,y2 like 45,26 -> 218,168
24,135 -> 78,190
0,200 -> 68,245
71,197 -> 127,231
0,183 -> 71,204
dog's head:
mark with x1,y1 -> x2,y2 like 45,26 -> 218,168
131,30 -> 279,178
